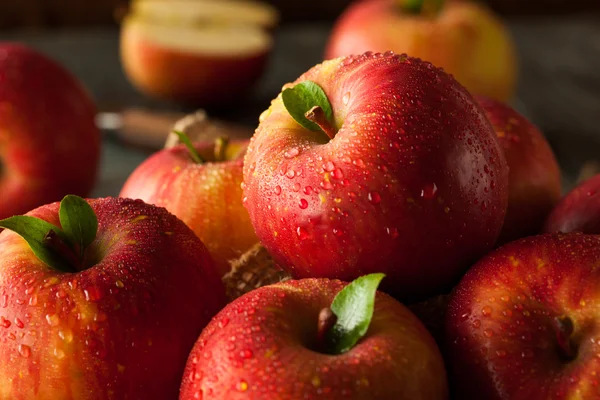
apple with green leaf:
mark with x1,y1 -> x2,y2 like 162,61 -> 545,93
180,274 -> 448,399
242,52 -> 508,301
0,43 -> 100,219
325,0 -> 517,102
120,131 -> 258,277
0,195 -> 226,399
445,233 -> 600,399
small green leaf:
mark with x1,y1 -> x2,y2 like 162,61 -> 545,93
0,216 -> 73,272
59,195 -> 98,257
282,81 -> 334,133
327,273 -> 385,354
172,130 -> 204,164
400,0 -> 444,15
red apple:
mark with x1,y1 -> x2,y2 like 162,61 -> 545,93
120,0 -> 278,106
180,276 -> 448,399
0,43 -> 100,219
120,137 -> 258,277
476,96 -> 562,244
325,0 -> 518,102
544,174 -> 600,234
445,233 -> 600,399
242,52 -> 508,301
0,196 -> 227,399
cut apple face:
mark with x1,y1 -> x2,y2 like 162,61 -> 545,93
130,0 -> 279,29
124,17 -> 272,57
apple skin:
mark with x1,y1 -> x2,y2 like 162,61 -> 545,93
544,174 -> 600,234
0,197 -> 227,399
0,43 -> 100,219
243,52 -> 509,301
120,140 -> 258,277
325,0 -> 517,102
180,278 -> 449,399
120,18 -> 271,107
445,233 -> 600,399
476,96 -> 562,244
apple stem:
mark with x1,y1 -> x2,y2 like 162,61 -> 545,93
397,0 -> 444,16
555,316 -> 578,361
172,130 -> 205,164
317,307 -> 338,350
43,230 -> 80,273
305,106 -> 337,140
214,136 -> 229,162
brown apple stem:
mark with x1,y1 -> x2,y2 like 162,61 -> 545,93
305,106 -> 337,140
214,136 -> 230,162
43,230 -> 80,273
555,316 -> 578,361
317,307 -> 338,350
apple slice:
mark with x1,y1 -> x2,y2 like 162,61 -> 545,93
120,15 -> 273,106
130,0 -> 279,29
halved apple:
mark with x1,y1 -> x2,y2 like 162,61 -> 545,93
120,0 -> 278,107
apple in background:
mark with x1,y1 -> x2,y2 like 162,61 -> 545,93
243,51 -> 508,301
0,43 -> 100,219
445,233 -> 600,399
476,96 -> 562,244
0,196 -> 227,399
544,173 -> 600,234
180,275 -> 448,399
120,0 -> 279,107
325,0 -> 517,102
120,136 -> 258,277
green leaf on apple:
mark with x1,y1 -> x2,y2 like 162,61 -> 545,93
59,194 -> 98,258
327,273 -> 385,354
282,81 -> 334,134
400,0 -> 444,15
172,130 -> 205,164
0,215 -> 74,272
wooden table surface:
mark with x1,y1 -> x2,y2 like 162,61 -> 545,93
1,15 -> 599,196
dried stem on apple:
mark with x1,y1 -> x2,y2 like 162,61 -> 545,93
214,136 -> 230,162
43,230 -> 81,272
305,106 -> 337,140
222,243 -> 291,301
554,315 -> 578,361
317,307 -> 338,350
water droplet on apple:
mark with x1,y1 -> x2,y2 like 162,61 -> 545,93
483,328 -> 494,338
320,181 -> 332,190
495,349 -> 506,358
333,228 -> 344,237
521,349 -> 534,358
353,159 -> 365,168
481,201 -> 488,212
45,314 -> 60,327
332,168 -> 344,180
274,186 -> 282,195
292,183 -> 301,192
296,227 -> 310,240
54,348 -> 65,359
18,344 -> 31,358
285,170 -> 296,179
14,318 -> 24,329
342,92 -> 351,105
236,380 -> 249,392
284,148 -> 300,159
421,183 -> 438,199
303,186 -> 313,195
240,349 -> 253,359
0,294 -> 7,308
368,192 -> 381,205
324,161 -> 335,172
299,199 -> 308,209
218,318 -> 229,328
59,329 -> 73,343
471,320 -> 481,328
482,306 -> 492,316
385,227 -> 399,239
0,316 -> 10,328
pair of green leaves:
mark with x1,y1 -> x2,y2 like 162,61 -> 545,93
326,273 -> 386,354
0,195 -> 98,272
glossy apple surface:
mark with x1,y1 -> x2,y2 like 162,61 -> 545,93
325,0 -> 517,102
180,278 -> 448,399
446,233 -> 600,399
476,96 -> 561,244
243,52 -> 508,301
0,43 -> 100,219
120,140 -> 258,277
544,174 -> 600,234
0,197 -> 227,399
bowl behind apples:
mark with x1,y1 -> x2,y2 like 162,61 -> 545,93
242,51 -> 509,301
325,0 -> 517,102
0,196 -> 227,399
0,43 -> 100,219
120,0 -> 279,106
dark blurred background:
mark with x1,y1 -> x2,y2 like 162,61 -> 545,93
0,0 -> 598,195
